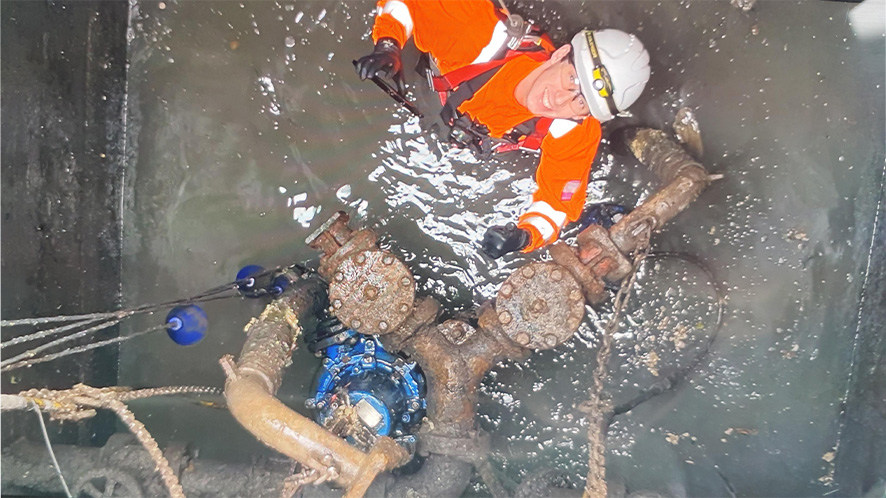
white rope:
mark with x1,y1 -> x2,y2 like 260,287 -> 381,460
30,401 -> 72,498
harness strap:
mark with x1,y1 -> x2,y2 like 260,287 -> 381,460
432,50 -> 548,93
430,40 -> 554,154
432,59 -> 510,93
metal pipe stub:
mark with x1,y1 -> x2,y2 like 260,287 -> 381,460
494,262 -> 585,350
329,249 -> 416,336
306,211 -> 354,256
610,128 -> 711,255
308,211 -> 382,281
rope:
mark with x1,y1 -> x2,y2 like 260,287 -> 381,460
1,311 -> 127,328
0,265 -> 295,330
0,318 -> 124,368
1,292 -> 231,351
31,401 -> 73,498
117,385 -> 223,402
11,384 -> 220,498
0,265 -> 306,365
100,397 -> 185,498
582,224 -> 652,498
609,251 -> 726,419
0,324 -> 165,372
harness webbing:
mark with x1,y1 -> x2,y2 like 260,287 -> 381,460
434,51 -> 552,153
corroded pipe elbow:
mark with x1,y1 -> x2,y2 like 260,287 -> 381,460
221,278 -> 407,495
225,375 -> 368,482
608,128 -> 712,257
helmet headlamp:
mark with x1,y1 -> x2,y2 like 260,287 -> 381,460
583,31 -> 618,116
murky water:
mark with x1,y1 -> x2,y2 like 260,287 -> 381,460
119,0 -> 885,495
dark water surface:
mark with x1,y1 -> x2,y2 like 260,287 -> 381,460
119,0 -> 885,495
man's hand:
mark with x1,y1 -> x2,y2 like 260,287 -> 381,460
355,38 -> 406,95
481,223 -> 530,259
579,203 -> 628,231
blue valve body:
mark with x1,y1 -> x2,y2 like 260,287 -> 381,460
308,334 -> 426,439
165,305 -> 208,346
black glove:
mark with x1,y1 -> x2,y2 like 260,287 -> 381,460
355,37 -> 406,95
481,223 -> 530,259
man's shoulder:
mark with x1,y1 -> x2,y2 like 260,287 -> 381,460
548,117 -> 601,140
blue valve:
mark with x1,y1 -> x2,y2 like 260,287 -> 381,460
165,305 -> 208,346
236,265 -> 266,298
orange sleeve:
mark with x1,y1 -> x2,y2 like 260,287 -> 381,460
369,0 -> 502,74
371,2 -> 409,48
518,118 -> 602,251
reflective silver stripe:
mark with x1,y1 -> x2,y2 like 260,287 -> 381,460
527,200 -> 568,228
548,118 -> 579,139
471,21 -> 508,64
522,216 -> 556,242
379,1 -> 414,38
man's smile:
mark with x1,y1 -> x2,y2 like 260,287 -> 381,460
542,88 -> 553,111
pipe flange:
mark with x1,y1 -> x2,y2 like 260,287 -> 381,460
495,262 -> 585,350
329,249 -> 415,335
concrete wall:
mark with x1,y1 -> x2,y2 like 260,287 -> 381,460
1,0 -> 129,446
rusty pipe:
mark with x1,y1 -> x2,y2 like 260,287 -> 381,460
221,277 -> 406,493
608,128 -> 711,256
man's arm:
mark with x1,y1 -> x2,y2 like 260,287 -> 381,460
371,0 -> 415,48
354,1 -> 417,94
481,118 -> 602,259
518,118 -> 603,251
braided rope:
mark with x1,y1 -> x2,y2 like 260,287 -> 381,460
12,384 -> 221,498
583,228 -> 651,498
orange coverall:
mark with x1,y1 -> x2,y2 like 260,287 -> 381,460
371,0 -> 602,252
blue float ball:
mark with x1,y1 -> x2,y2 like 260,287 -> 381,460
236,265 -> 266,295
166,305 -> 208,346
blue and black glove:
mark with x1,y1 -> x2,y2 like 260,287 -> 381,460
579,203 -> 628,231
481,223 -> 530,259
355,37 -> 406,95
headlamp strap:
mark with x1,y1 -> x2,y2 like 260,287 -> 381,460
584,31 -> 619,117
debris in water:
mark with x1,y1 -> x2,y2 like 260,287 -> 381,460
785,228 -> 809,242
822,451 -> 835,463
229,40 -> 240,51
643,350 -> 661,376
725,427 -> 758,436
672,324 -> 690,351
730,0 -> 756,12
673,107 -> 704,159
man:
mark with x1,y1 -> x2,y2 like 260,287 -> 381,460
355,0 -> 650,259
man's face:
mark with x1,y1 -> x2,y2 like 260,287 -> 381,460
523,45 -> 590,120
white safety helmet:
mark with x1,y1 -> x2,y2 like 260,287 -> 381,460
571,29 -> 651,123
